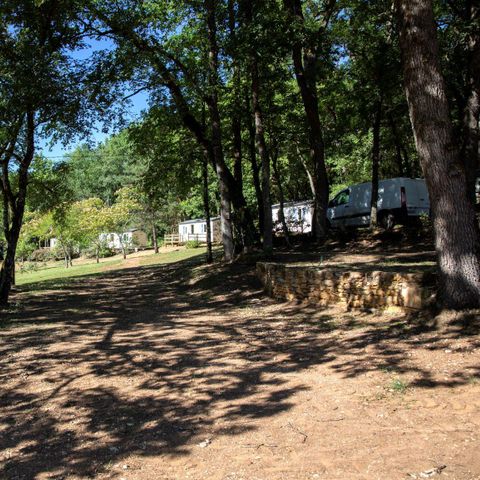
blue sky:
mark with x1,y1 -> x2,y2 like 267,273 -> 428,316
38,37 -> 150,159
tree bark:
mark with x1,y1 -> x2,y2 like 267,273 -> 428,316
0,112 -> 34,307
245,1 -> 273,255
296,143 -> 316,200
272,145 -> 291,245
462,3 -> 480,205
370,98 -> 382,228
284,0 -> 331,241
228,0 -> 243,191
62,244 -> 69,268
396,0 -> 480,309
206,0 -> 235,261
203,153 -> 213,263
252,69 -> 273,255
152,223 -> 159,254
246,89 -> 264,234
388,112 -> 412,177
0,217 -> 21,304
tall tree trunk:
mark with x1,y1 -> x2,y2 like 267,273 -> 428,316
296,143 -> 316,199
203,153 -> 213,263
462,3 -> 480,206
62,244 -> 69,268
370,98 -> 382,228
396,0 -> 480,309
98,7 -> 256,257
252,70 -> 273,255
245,2 -> 273,255
206,0 -> 234,261
388,112 -> 411,177
272,146 -> 291,245
0,219 -> 21,304
228,0 -> 243,191
284,0 -> 331,241
246,89 -> 264,234
0,112 -> 34,307
232,116 -> 243,190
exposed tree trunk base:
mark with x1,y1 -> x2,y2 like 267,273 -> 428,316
397,0 -> 480,310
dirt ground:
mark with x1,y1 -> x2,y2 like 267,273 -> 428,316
1,253 -> 479,480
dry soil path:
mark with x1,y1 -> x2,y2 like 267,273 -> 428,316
1,256 -> 480,480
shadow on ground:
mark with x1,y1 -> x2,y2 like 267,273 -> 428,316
0,253 -> 479,479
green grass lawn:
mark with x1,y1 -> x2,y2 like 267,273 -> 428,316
15,248 -> 207,287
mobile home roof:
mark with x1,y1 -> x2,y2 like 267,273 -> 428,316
179,216 -> 220,225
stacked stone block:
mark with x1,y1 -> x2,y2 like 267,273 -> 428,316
257,262 -> 433,310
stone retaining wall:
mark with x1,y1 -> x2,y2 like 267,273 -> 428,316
257,262 -> 434,310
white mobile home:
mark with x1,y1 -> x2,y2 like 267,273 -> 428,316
272,200 -> 313,234
178,217 -> 221,243
99,229 -> 148,251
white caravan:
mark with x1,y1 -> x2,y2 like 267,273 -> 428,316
327,178 -> 430,229
272,200 -> 313,234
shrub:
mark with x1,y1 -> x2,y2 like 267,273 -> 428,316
51,246 -> 71,261
83,244 -> 116,259
16,240 -> 37,262
185,239 -> 201,249
29,248 -> 55,262
19,262 -> 40,273
99,245 -> 116,258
